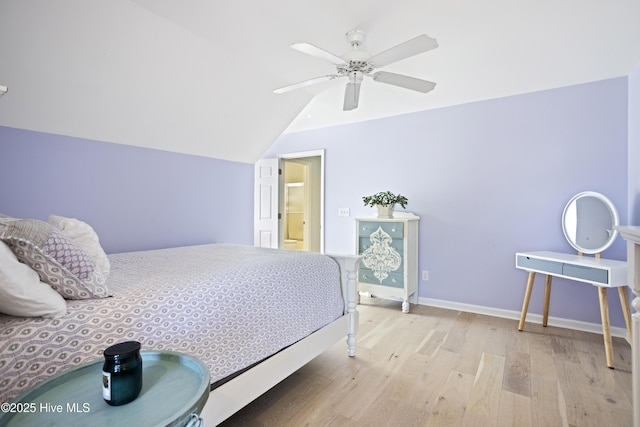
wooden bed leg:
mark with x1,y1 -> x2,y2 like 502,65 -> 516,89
519,272 -> 536,331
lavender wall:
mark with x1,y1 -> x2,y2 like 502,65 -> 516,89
265,78 -> 629,327
0,126 -> 254,253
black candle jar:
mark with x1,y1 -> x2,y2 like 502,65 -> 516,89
102,341 -> 143,406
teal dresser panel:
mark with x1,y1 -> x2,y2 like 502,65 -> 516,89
357,221 -> 405,288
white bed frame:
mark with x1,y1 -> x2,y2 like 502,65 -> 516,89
198,254 -> 360,426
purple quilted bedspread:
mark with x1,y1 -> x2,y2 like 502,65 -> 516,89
0,244 -> 344,402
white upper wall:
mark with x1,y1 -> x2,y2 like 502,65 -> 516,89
1,0 -> 639,163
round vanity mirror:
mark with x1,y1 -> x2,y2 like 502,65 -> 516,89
562,191 -> 619,254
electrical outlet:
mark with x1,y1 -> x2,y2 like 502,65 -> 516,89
422,270 -> 429,281
338,208 -> 350,217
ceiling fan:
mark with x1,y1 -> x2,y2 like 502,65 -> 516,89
274,29 -> 438,111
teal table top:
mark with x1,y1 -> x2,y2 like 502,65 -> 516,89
0,351 -> 210,427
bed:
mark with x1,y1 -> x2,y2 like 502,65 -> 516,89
0,216 -> 359,426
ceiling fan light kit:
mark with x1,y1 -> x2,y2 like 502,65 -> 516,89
274,29 -> 437,111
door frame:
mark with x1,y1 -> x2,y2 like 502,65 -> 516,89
279,150 -> 325,253
254,150 -> 325,252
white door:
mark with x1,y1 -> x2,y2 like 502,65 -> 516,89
254,158 -> 279,248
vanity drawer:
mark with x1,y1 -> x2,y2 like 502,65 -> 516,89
562,263 -> 608,284
516,255 -> 563,275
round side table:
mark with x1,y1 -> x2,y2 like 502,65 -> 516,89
0,351 -> 210,427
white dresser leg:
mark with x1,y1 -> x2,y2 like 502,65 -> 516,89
402,300 -> 409,313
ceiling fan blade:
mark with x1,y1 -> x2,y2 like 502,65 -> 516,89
372,71 -> 436,93
291,43 -> 345,65
343,81 -> 361,111
273,75 -> 340,94
369,34 -> 438,68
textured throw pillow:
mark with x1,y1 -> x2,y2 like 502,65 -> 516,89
0,241 -> 67,318
0,219 -> 109,299
0,214 -> 15,223
48,215 -> 110,279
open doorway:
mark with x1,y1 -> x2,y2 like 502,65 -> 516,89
254,150 -> 324,252
282,156 -> 321,252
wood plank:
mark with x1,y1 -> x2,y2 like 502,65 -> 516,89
530,376 -> 567,427
525,325 -> 560,379
462,352 -> 505,424
452,314 -> 494,376
502,351 -> 531,397
482,316 -> 511,357
497,390 -> 532,427
425,370 -> 475,427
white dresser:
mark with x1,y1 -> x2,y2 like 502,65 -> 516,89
356,212 -> 419,313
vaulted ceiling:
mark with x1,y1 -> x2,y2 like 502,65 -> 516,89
1,1 -> 639,163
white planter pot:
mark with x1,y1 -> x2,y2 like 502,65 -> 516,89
376,205 -> 394,219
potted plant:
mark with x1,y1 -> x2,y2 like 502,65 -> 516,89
362,191 -> 408,218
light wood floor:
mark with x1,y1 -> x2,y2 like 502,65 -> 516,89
220,298 -> 633,427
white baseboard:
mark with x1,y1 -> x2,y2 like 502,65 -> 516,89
418,296 -> 630,342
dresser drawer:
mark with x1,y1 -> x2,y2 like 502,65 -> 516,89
516,255 -> 563,275
562,263 -> 608,284
359,268 -> 404,288
357,221 -> 404,239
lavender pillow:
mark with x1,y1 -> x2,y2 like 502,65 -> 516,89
0,219 -> 109,299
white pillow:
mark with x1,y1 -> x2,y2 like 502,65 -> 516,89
48,215 -> 110,279
0,241 -> 67,318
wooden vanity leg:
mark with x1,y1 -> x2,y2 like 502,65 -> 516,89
598,287 -> 615,369
543,275 -> 552,327
619,287 -> 633,344
519,272 -> 536,331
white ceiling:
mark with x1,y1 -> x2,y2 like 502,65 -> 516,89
1,0 -> 639,163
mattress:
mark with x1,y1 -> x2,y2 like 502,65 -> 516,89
0,244 -> 344,402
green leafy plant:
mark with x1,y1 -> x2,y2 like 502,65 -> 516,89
362,191 -> 408,209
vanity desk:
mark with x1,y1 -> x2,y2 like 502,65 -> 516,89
516,192 -> 632,369
516,250 -> 630,368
